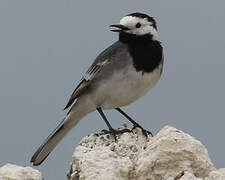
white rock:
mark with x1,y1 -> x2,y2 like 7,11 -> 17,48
67,125 -> 216,180
205,168 -> 225,180
136,126 -> 215,180
177,172 -> 202,180
0,163 -> 43,180
68,126 -> 147,180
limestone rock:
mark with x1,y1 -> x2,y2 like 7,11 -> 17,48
206,169 -> 225,180
136,126 -> 215,179
67,125 -> 216,180
0,163 -> 43,180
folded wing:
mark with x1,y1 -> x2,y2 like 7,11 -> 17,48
64,59 -> 109,110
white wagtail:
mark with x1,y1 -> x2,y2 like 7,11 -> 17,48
31,12 -> 163,166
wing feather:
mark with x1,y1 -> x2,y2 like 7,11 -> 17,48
64,59 -> 109,109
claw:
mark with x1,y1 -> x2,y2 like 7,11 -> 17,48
115,108 -> 153,138
101,128 -> 132,141
132,125 -> 153,137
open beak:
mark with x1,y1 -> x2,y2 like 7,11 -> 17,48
109,24 -> 130,32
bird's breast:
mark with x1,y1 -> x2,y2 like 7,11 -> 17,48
134,61 -> 163,99
91,61 -> 163,109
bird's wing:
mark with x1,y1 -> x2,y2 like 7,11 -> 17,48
64,58 -> 109,110
64,41 -> 127,110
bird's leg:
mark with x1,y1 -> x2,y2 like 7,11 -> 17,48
96,108 -> 131,140
115,108 -> 153,137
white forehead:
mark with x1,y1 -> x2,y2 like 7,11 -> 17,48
120,16 -> 151,27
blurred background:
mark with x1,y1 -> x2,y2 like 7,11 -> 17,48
0,0 -> 225,179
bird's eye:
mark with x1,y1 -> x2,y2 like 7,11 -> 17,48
136,22 -> 141,28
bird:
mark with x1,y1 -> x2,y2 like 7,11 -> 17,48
31,12 -> 163,166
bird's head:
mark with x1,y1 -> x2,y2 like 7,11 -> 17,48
110,12 -> 158,40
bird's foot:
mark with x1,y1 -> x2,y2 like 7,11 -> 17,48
101,128 -> 132,141
132,124 -> 153,137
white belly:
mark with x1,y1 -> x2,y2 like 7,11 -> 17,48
89,63 -> 163,109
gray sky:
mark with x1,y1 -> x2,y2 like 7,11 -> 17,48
0,0 -> 225,179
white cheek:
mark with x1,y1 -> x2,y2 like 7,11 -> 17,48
128,26 -> 158,40
147,26 -> 158,40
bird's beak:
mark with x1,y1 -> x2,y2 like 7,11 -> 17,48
109,24 -> 130,32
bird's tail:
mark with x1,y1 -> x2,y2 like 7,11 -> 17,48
30,100 -> 91,166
